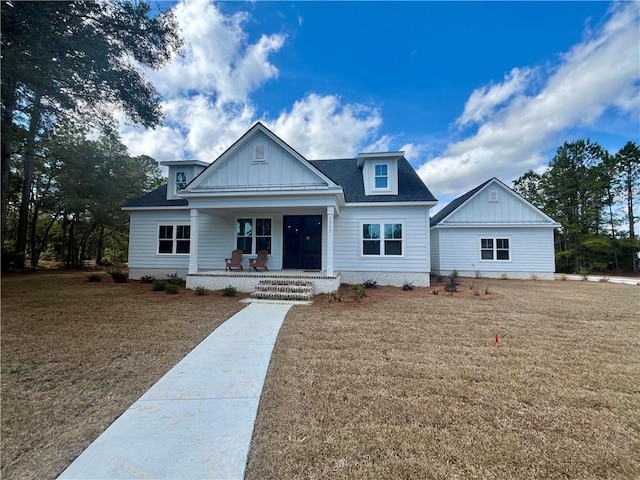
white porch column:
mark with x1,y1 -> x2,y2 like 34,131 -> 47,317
188,208 -> 199,274
326,206 -> 335,276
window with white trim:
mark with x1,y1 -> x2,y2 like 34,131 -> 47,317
236,218 -> 272,254
158,225 -> 190,254
175,171 -> 187,193
362,222 -> 403,256
254,144 -> 266,162
481,238 -> 509,260
374,164 -> 389,189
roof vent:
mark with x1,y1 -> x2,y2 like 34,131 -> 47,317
489,190 -> 498,202
254,144 -> 266,162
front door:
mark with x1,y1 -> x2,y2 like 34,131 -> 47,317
283,215 -> 322,270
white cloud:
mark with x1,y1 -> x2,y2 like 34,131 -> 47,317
268,93 -> 383,159
418,2 -> 640,198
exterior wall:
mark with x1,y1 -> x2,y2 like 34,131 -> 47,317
333,205 -> 431,285
197,132 -> 325,189
186,272 -> 340,294
430,228 -> 440,271
432,226 -> 556,279
127,210 -> 191,278
339,271 -> 430,287
445,182 -> 549,224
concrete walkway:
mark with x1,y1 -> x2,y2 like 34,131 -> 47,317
58,302 -> 292,480
555,273 -> 640,286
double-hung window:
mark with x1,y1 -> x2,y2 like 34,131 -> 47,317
481,238 -> 509,260
374,164 -> 388,189
362,222 -> 403,256
236,218 -> 272,254
158,225 -> 190,254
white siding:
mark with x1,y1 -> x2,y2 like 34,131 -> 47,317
435,227 -> 556,277
197,132 -> 325,189
333,205 -> 430,273
430,228 -> 440,271
445,182 -> 550,224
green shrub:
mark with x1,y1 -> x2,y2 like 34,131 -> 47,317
362,279 -> 377,288
402,281 -> 414,291
450,269 -> 459,280
166,273 -> 184,286
579,268 -> 589,281
325,290 -> 343,303
164,283 -> 180,294
107,268 -> 127,283
151,280 -> 166,291
140,275 -> 155,284
222,285 -> 237,297
87,273 -> 102,282
193,286 -> 208,296
350,284 -> 366,301
500,272 -> 508,280
444,278 -> 458,294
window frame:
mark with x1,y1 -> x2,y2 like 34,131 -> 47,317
175,171 -> 187,193
480,237 -> 510,261
373,163 -> 389,190
236,217 -> 272,255
157,224 -> 191,255
253,144 -> 267,163
361,221 -> 404,257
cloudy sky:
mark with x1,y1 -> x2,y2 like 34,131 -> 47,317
119,0 -> 640,207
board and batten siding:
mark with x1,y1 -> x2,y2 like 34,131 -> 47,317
333,205 -> 430,274
434,227 -> 556,279
198,132 -> 325,189
430,228 -> 440,271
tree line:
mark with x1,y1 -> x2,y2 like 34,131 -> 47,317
513,140 -> 639,274
1,1 -> 181,269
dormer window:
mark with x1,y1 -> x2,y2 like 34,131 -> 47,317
374,164 -> 389,189
176,171 -> 187,193
254,144 -> 266,163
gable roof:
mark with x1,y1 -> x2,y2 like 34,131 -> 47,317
123,184 -> 188,209
430,177 -> 559,227
312,158 -> 437,203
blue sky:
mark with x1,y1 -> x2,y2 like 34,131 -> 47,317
120,1 -> 640,208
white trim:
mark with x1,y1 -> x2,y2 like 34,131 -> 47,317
372,162 -> 391,193
253,144 -> 266,163
359,221 -> 405,258
479,236 -> 511,262
347,201 -> 437,207
433,222 -> 560,229
157,223 -> 191,256
122,206 -> 190,211
235,216 -> 273,255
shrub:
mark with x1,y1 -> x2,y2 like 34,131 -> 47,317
140,275 -> 155,284
350,284 -> 366,301
444,278 -> 458,294
164,283 -> 180,294
450,269 -> 459,280
530,273 -> 540,281
560,273 -> 568,281
222,285 -> 237,297
500,272 -> 508,280
471,285 -> 481,296
579,268 -> 589,281
193,286 -> 208,296
108,268 -> 127,283
402,281 -> 414,291
599,276 -> 610,283
151,280 -> 166,291
325,290 -> 343,303
484,286 -> 492,295
87,273 -> 102,282
362,279 -> 378,288
166,273 -> 184,286
431,288 -> 440,295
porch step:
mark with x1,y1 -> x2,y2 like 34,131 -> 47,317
250,279 -> 314,301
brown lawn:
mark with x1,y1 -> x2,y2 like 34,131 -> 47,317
1,272 -> 639,480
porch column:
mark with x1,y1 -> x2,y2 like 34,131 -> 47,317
188,208 -> 199,274
326,206 -> 335,276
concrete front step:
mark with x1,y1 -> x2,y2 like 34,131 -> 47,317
250,278 -> 315,301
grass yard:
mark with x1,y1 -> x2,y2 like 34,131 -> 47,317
1,272 -> 638,479
246,279 -> 640,479
1,270 -> 245,480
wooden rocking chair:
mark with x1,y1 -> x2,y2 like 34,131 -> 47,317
250,250 -> 269,271
225,249 -> 243,271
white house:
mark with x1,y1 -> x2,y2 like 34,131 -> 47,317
123,123 -> 438,292
430,177 -> 561,280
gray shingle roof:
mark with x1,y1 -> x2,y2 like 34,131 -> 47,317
123,184 -> 188,208
430,178 -> 494,226
311,157 -> 437,203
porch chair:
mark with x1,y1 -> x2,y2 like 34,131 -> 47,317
250,250 -> 269,271
225,249 -> 244,271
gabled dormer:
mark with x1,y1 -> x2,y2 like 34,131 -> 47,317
357,152 -> 403,196
161,160 -> 210,200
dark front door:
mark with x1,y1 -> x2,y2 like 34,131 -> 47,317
283,215 -> 322,270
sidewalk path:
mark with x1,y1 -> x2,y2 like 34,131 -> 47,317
555,273 -> 640,286
58,302 -> 292,480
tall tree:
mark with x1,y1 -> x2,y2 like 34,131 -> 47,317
1,1 -> 181,268
613,142 -> 639,239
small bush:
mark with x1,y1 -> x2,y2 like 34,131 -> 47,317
402,281 -> 414,291
484,286 -> 492,295
108,268 -> 127,283
325,290 -> 343,303
140,275 -> 155,284
193,286 -> 208,296
500,272 -> 508,280
164,283 -> 180,294
579,268 -> 589,281
87,273 -> 102,282
151,280 -> 166,291
444,278 -> 458,294
560,273 -> 568,281
599,276 -> 610,283
350,284 -> 366,301
222,285 -> 237,297
450,269 -> 459,280
431,288 -> 439,295
530,273 -> 540,281
362,279 -> 378,289
166,273 -> 184,286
